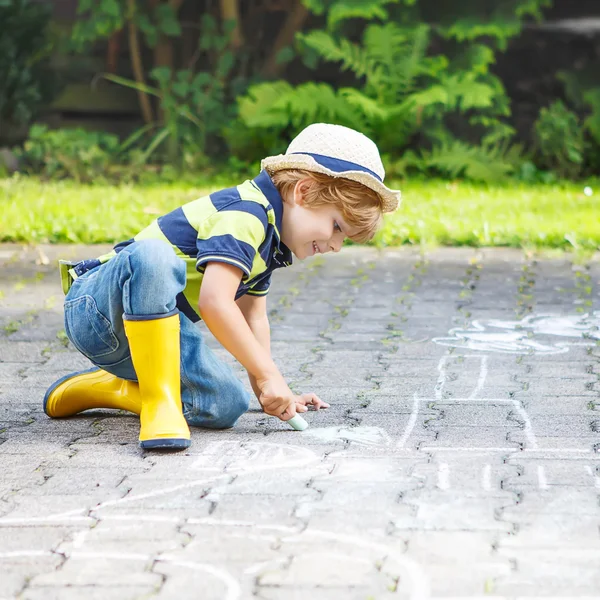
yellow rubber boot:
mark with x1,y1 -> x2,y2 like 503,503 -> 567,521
123,313 -> 191,450
44,368 -> 141,418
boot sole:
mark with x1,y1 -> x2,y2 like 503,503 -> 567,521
140,438 -> 191,450
43,367 -> 101,416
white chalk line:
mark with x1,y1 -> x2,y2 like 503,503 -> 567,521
482,464 -> 492,491
468,355 -> 488,399
281,529 -> 430,600
0,441 -> 322,526
537,465 -> 549,490
0,549 -> 240,600
510,398 -> 538,449
434,355 -> 449,401
420,447 -> 596,454
397,393 -> 420,449
584,466 -> 600,489
437,463 -> 450,490
0,520 -> 430,599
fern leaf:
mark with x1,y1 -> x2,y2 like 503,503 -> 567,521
402,85 -> 450,112
238,82 -> 294,128
363,23 -> 431,99
583,88 -> 600,146
441,74 -> 495,111
339,87 -> 388,123
442,17 -> 521,51
327,0 -> 399,29
300,0 -> 326,15
278,82 -> 367,130
419,140 -> 516,181
239,81 -> 369,132
453,44 -> 495,76
298,31 -> 371,78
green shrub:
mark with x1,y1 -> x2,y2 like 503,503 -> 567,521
0,0 -> 56,143
15,125 -> 122,183
533,101 -> 584,179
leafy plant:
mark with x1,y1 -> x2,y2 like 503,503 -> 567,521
395,140 -> 523,182
0,0 -> 56,143
557,69 -> 600,173
15,125 -> 122,182
238,15 -> 520,180
104,16 -> 237,169
533,101 -> 584,179
436,0 -> 552,51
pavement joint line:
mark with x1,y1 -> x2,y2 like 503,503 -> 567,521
3,248 -> 600,596
419,447 -> 598,454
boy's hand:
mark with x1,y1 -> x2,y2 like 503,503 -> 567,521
258,375 -> 308,421
295,393 -> 330,411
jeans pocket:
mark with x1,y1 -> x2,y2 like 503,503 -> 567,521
64,295 -> 119,359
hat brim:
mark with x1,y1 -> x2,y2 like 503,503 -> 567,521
261,154 -> 401,213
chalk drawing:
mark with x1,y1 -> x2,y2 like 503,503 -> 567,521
437,463 -> 450,490
584,466 -> 600,489
482,465 -> 492,491
397,393 -> 420,449
191,441 -> 320,473
0,519 -> 430,599
433,312 -> 600,354
398,353 -> 540,451
537,465 -> 549,490
304,425 -> 392,447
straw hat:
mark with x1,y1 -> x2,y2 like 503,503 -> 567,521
261,123 -> 401,213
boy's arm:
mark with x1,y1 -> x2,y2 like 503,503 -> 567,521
236,294 -> 270,399
236,282 -> 330,413
199,262 -> 303,420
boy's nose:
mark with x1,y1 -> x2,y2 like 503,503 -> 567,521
329,238 -> 343,253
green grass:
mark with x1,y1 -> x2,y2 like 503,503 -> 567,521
1,175 -> 599,250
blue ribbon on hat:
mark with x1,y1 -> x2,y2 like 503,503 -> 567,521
290,152 -> 383,182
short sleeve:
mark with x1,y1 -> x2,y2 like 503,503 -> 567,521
196,202 -> 268,279
247,273 -> 271,296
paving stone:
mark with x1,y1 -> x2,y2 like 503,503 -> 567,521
31,554 -> 162,587
2,246 -> 600,597
21,586 -> 158,600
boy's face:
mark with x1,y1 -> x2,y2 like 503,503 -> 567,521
280,179 -> 351,260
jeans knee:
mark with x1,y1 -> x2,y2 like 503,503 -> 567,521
185,380 -> 250,429
128,239 -> 185,283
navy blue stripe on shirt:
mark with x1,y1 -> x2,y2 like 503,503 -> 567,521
176,292 -> 200,323
157,208 -> 198,258
253,170 -> 284,232
209,186 -> 242,211
114,238 -> 135,253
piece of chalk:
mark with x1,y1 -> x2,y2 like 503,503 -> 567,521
287,415 -> 309,431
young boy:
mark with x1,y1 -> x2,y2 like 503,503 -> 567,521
43,123 -> 401,450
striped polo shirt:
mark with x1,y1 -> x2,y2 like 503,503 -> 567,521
94,170 -> 292,322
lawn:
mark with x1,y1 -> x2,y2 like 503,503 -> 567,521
1,175 -> 598,250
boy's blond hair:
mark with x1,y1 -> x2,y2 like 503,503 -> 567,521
270,169 -> 384,243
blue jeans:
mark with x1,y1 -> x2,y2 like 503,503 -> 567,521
63,239 -> 250,428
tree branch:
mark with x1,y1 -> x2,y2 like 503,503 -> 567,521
219,0 -> 244,50
261,0 -> 309,78
127,0 -> 154,124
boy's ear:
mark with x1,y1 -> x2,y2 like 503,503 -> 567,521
294,178 -> 312,206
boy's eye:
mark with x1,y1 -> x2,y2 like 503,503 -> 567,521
333,221 -> 342,233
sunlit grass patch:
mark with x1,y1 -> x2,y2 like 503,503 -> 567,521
1,175 -> 599,250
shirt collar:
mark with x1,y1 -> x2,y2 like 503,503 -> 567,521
253,170 -> 293,267
253,170 -> 284,233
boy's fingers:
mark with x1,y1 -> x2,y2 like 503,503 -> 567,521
300,393 -> 330,409
279,401 -> 297,421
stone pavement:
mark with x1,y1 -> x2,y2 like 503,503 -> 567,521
0,243 -> 599,600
